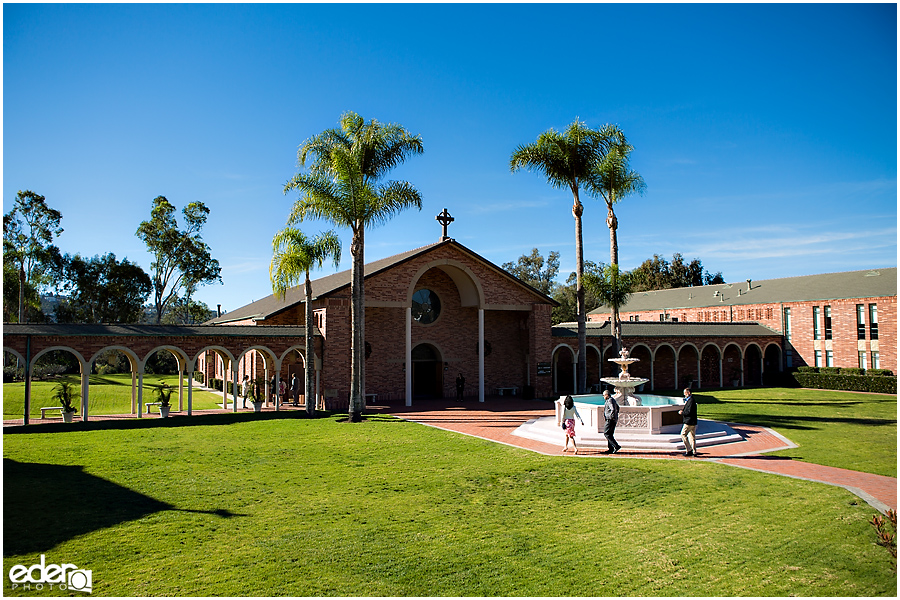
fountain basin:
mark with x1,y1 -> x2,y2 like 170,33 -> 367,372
556,394 -> 685,435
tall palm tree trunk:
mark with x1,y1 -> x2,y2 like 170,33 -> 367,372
607,202 -> 622,350
304,271 -> 316,416
349,224 -> 365,422
573,195 -> 587,395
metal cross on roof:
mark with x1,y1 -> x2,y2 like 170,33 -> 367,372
436,208 -> 454,241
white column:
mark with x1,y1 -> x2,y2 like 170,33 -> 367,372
187,371 -> 193,416
718,355 -> 724,388
131,372 -> 137,414
478,308 -> 485,402
696,355 -> 702,390
137,372 -> 144,418
232,368 -> 239,413
405,307 -> 412,406
571,350 -> 577,394
275,370 -> 281,412
178,370 -> 185,412
80,364 -> 90,423
315,358 -> 321,410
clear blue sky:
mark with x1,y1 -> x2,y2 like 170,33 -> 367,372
4,3 -> 897,314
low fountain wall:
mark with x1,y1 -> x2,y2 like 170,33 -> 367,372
556,395 -> 684,435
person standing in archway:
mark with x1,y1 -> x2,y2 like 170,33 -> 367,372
290,373 -> 300,406
455,372 -> 465,401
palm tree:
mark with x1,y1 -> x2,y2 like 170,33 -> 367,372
590,135 -> 646,348
510,119 -> 623,394
284,111 -> 423,422
584,264 -> 635,351
270,227 -> 342,416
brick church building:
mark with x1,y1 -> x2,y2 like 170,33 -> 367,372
204,236 -> 556,408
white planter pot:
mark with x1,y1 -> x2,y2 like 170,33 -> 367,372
252,402 -> 263,413
63,411 -> 75,423
160,406 -> 171,418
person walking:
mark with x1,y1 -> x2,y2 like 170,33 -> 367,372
455,373 -> 466,401
241,375 -> 251,408
278,379 -> 287,407
603,390 -> 621,454
678,387 -> 699,456
560,395 -> 585,454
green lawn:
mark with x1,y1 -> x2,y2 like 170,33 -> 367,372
3,400 -> 897,597
3,374 -> 227,419
689,387 -> 897,478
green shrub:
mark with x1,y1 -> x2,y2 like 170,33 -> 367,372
819,367 -> 841,376
841,367 -> 865,376
868,369 -> 895,377
797,366 -> 819,373
792,371 -> 897,394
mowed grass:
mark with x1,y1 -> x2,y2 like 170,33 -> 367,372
687,388 -> 897,478
3,409 -> 897,597
3,374 -> 226,419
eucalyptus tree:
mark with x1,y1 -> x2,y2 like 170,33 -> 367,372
284,111 -> 423,422
590,133 -> 646,348
270,227 -> 342,415
510,120 -> 623,394
135,196 -> 222,324
3,190 -> 64,323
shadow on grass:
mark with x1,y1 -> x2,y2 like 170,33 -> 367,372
3,459 -> 245,555
714,413 -> 895,430
4,410 -> 330,435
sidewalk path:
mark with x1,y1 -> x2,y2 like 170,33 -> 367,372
377,399 -> 897,514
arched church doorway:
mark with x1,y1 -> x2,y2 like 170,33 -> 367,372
412,343 -> 443,398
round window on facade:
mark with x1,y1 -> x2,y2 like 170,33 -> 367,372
411,289 -> 441,324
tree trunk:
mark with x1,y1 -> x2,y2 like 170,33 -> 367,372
348,225 -> 365,422
304,271 -> 316,416
18,262 -> 25,324
573,196 -> 586,395
607,201 -> 621,352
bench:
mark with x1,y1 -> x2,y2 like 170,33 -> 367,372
365,393 -> 377,404
495,386 -> 518,396
145,402 -> 162,414
40,406 -> 65,419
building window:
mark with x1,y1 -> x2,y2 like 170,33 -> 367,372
869,304 -> 878,340
872,351 -> 880,369
856,304 -> 866,340
826,350 -> 834,367
783,307 -> 792,341
813,306 -> 821,340
786,349 -> 793,368
814,350 -> 822,367
659,314 -> 665,322
859,351 -> 867,370
411,289 -> 441,324
824,306 -> 832,340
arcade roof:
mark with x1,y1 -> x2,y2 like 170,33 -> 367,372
551,321 -> 782,338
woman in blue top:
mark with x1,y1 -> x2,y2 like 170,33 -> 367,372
560,395 -> 584,454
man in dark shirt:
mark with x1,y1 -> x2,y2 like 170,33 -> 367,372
678,388 -> 699,456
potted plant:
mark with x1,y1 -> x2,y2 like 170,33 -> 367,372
731,368 -> 742,388
155,382 -> 173,418
53,380 -> 78,423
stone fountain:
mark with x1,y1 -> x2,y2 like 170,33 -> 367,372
600,346 -> 649,406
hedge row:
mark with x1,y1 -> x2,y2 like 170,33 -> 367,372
796,366 -> 894,377
791,371 -> 897,394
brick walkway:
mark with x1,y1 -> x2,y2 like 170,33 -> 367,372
375,398 -> 897,514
